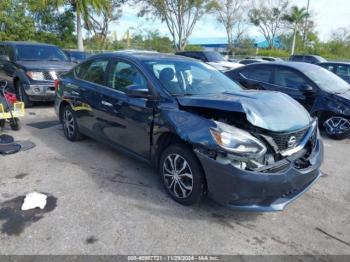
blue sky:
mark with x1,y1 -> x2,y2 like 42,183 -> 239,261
109,0 -> 350,43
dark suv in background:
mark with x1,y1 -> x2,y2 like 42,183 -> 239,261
289,55 -> 327,64
64,50 -> 90,64
0,41 -> 75,107
226,62 -> 350,138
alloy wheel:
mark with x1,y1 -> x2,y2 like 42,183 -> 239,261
63,109 -> 75,138
324,116 -> 350,136
163,153 -> 193,199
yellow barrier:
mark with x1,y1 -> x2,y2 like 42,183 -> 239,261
0,102 -> 25,119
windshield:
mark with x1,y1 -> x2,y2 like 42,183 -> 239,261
204,52 -> 225,62
15,45 -> 68,61
144,59 -> 242,96
304,66 -> 350,93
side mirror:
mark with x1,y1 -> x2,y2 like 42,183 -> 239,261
299,84 -> 314,93
125,85 -> 151,98
0,55 -> 10,61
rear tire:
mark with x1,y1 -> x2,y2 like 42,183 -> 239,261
16,81 -> 33,108
61,105 -> 84,141
159,144 -> 205,206
0,120 -> 5,130
10,118 -> 21,131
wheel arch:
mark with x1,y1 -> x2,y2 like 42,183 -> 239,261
58,100 -> 70,123
153,131 -> 208,193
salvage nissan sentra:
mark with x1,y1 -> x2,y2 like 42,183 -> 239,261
55,52 -> 323,211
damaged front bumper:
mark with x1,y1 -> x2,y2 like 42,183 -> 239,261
195,139 -> 323,212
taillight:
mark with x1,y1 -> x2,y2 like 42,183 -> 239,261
54,79 -> 60,94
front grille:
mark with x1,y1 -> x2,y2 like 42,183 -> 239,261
43,71 -> 67,80
270,128 -> 308,151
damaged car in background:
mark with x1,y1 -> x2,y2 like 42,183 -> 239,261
55,52 -> 323,211
226,62 -> 350,138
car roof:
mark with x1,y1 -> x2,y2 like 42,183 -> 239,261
92,51 -> 198,62
0,41 -> 58,47
229,61 -> 321,72
319,61 -> 350,65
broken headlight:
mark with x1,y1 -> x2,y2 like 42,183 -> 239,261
210,121 -> 267,159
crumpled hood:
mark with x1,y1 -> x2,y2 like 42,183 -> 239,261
177,90 -> 312,132
16,61 -> 75,71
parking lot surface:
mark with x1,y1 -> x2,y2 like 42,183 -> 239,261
0,104 -> 349,255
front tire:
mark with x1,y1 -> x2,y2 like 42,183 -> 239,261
16,81 -> 33,108
323,116 -> 350,139
159,144 -> 205,205
62,105 -> 83,141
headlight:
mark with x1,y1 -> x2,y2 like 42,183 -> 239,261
210,121 -> 267,158
26,71 -> 45,80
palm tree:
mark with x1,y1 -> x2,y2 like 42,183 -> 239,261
41,0 -> 108,51
283,6 -> 309,55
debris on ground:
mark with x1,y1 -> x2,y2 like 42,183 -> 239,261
0,138 -> 35,155
15,140 -> 36,151
21,192 -> 48,211
0,143 -> 21,155
0,134 -> 14,144
0,194 -> 57,235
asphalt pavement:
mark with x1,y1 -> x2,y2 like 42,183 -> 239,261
0,104 -> 349,255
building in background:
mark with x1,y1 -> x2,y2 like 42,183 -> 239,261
188,36 -> 283,52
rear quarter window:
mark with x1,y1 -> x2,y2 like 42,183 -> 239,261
74,59 -> 109,85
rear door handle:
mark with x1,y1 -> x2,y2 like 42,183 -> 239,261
101,100 -> 113,107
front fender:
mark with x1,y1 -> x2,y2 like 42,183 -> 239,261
152,107 -> 220,151
311,94 -> 350,118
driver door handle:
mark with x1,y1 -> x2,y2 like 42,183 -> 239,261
101,100 -> 113,107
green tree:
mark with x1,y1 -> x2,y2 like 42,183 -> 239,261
28,0 -> 76,47
137,0 -> 214,51
85,0 -> 124,49
0,0 -> 36,41
249,0 -> 289,49
40,0 -> 109,51
283,6 -> 309,55
212,0 -> 248,51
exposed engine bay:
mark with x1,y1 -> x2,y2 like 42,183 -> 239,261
184,106 -> 318,173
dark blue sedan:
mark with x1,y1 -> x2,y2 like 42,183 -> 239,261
54,52 -> 323,211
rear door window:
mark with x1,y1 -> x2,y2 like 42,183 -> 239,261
273,68 -> 308,89
240,66 -> 273,83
